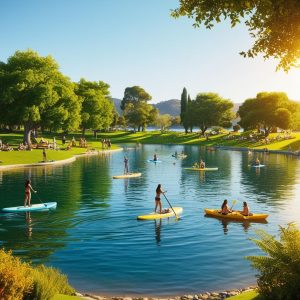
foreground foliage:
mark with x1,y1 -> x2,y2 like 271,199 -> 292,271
247,223 -> 300,300
0,249 -> 75,300
32,265 -> 75,300
0,249 -> 33,300
172,0 -> 300,71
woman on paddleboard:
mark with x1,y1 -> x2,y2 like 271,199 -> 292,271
24,180 -> 37,207
154,184 -> 165,214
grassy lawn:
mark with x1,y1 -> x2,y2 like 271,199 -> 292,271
227,290 -> 262,300
96,130 -> 300,151
1,130 -> 299,166
0,132 -> 119,166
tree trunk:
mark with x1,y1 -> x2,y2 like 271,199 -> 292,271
82,128 -> 86,137
93,130 -> 97,138
24,124 -> 33,149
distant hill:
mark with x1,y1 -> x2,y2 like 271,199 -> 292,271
111,98 -> 181,116
153,99 -> 180,116
112,98 -> 241,117
111,98 -> 122,114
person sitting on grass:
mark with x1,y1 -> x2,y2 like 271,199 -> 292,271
220,199 -> 232,215
18,143 -> 26,151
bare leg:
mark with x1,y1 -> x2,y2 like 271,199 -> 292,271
158,201 -> 162,214
154,201 -> 158,213
28,193 -> 31,206
24,194 -> 28,207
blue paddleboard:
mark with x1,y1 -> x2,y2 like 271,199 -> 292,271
2,202 -> 57,213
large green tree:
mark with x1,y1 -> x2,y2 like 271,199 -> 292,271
238,92 -> 297,136
75,78 -> 114,136
172,0 -> 300,71
0,50 -> 81,145
124,101 -> 158,132
120,86 -> 152,111
190,93 -> 234,135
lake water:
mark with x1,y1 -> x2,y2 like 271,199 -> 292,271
0,145 -> 299,296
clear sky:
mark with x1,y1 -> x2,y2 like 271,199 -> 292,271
0,0 -> 299,103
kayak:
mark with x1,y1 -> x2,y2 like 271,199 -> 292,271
204,209 -> 268,221
113,172 -> 142,179
147,159 -> 162,163
137,207 -> 183,220
2,202 -> 57,213
184,167 -> 218,171
249,164 -> 265,168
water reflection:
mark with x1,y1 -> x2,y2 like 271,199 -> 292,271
205,215 -> 268,235
154,219 -> 162,245
25,212 -> 32,239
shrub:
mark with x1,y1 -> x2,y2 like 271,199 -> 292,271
247,223 -> 300,300
0,249 -> 34,300
31,265 -> 75,300
233,124 -> 241,132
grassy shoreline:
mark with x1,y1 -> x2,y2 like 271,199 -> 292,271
1,130 -> 299,166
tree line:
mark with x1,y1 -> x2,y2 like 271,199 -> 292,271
180,87 -> 300,136
1,50 -> 299,146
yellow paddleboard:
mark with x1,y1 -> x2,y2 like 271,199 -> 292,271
113,173 -> 142,179
137,207 -> 183,220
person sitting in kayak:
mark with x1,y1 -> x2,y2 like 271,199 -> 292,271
254,157 -> 260,166
24,180 -> 37,207
153,154 -> 158,161
238,201 -> 252,216
220,199 -> 232,215
154,184 -> 165,214
199,159 -> 206,169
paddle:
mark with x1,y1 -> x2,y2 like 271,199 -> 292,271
230,199 -> 237,211
162,192 -> 179,220
34,192 -> 47,207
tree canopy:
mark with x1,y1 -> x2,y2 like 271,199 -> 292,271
124,101 -> 158,132
75,78 -> 114,135
238,92 -> 298,136
190,93 -> 234,134
172,0 -> 300,71
0,50 -> 81,144
120,86 -> 152,111
180,87 -> 189,133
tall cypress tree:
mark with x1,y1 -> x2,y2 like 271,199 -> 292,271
180,87 -> 188,133
187,94 -> 193,132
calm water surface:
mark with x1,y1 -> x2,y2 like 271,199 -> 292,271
0,145 -> 299,296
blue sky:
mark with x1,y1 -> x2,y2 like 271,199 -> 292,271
1,0 -> 299,103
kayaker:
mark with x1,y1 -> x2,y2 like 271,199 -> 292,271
254,157 -> 260,166
154,184 -> 165,214
124,156 -> 129,174
153,153 -> 158,161
238,201 -> 252,216
199,159 -> 206,169
220,199 -> 232,215
24,180 -> 37,207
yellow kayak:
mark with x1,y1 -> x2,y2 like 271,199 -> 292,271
113,173 -> 142,179
137,207 -> 183,220
185,167 -> 218,171
204,209 -> 268,221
